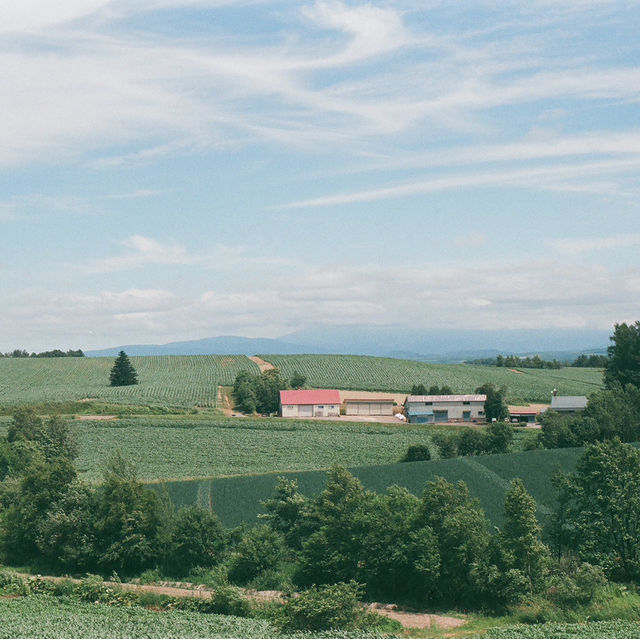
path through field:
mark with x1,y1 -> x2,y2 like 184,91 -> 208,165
14,573 -> 466,630
248,356 -> 275,372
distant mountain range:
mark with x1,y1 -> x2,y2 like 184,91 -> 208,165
85,325 -> 610,363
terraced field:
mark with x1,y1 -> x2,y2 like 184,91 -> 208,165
261,354 -> 603,402
0,355 -> 258,408
158,446 -> 584,528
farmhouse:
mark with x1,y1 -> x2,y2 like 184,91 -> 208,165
550,395 -> 588,414
279,389 -> 341,418
405,394 -> 486,424
344,398 -> 395,416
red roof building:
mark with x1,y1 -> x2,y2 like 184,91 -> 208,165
279,389 -> 341,418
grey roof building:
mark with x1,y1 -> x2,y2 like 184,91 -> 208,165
550,395 -> 588,413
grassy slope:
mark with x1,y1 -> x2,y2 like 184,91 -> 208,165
261,354 -> 603,402
157,447 -> 584,528
0,355 -> 258,408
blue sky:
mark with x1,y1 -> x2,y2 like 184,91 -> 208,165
1,0 -> 639,350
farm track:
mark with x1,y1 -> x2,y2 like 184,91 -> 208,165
12,573 -> 465,630
248,356 -> 275,372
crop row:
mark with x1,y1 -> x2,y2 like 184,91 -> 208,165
479,620 -> 640,638
61,415 -> 453,482
158,446 -> 583,528
0,355 -> 259,408
0,595 -> 393,639
261,355 -> 603,402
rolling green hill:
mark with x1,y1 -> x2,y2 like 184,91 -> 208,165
0,353 -> 601,409
261,354 -> 603,402
156,447 -> 584,528
0,355 -> 258,409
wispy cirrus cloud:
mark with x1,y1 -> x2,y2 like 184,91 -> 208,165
2,0 -> 639,170
282,156 -> 640,208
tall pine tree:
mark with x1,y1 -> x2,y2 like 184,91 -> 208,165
109,351 -> 138,386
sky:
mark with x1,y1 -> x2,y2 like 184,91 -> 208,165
1,0 -> 640,351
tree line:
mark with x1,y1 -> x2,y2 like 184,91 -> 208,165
468,353 -> 608,368
537,322 -> 640,449
232,369 -> 306,414
0,349 -> 85,358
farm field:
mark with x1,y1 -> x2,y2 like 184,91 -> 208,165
478,621 -> 640,638
159,447 -> 584,528
261,354 -> 603,402
0,355 -> 258,409
1,415 -> 469,482
0,595 -> 393,639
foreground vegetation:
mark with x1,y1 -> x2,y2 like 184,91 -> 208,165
0,594 -> 394,639
260,355 -> 602,401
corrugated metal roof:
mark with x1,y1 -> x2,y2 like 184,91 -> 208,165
406,395 -> 486,403
280,389 -> 341,405
343,398 -> 395,403
551,395 -> 588,410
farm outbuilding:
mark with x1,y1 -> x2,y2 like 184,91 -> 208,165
508,407 -> 539,423
279,389 -> 341,418
344,398 -> 395,416
405,394 -> 486,424
550,395 -> 588,414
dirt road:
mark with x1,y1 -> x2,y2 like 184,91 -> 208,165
248,356 -> 275,372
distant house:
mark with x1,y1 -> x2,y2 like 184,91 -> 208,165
405,394 -> 486,424
344,398 -> 395,417
551,395 -> 588,414
279,389 -> 341,418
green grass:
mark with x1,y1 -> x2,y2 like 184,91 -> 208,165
0,355 -> 258,409
261,354 -> 603,402
55,415 -> 465,482
0,595 -> 393,639
157,447 -> 585,528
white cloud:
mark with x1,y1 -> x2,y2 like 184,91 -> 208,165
1,0 -> 638,169
4,258 -> 638,350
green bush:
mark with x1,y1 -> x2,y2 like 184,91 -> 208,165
431,433 -> 458,458
401,444 -> 431,462
229,525 -> 286,584
280,581 -> 364,631
547,560 -> 607,607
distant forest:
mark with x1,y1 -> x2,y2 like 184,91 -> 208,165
467,353 -> 607,368
0,349 -> 85,358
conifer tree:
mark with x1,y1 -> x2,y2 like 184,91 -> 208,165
109,351 -> 138,386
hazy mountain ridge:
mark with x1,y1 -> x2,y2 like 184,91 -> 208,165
86,326 -> 610,362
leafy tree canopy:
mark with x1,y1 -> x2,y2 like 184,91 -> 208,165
604,321 -> 640,389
